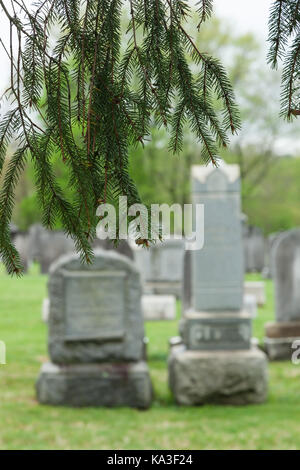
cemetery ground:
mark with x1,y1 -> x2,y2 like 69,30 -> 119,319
0,270 -> 300,450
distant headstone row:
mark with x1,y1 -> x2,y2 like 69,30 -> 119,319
9,220 -> 277,280
10,224 -> 133,273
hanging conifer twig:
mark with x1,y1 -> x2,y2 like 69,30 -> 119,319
268,0 -> 300,119
0,0 -> 241,274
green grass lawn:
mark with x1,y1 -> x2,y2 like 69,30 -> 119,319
0,271 -> 300,450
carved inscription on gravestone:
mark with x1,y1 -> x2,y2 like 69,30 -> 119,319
187,318 -> 251,351
63,271 -> 126,342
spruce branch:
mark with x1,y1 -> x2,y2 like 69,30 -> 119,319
268,0 -> 300,119
0,0 -> 240,274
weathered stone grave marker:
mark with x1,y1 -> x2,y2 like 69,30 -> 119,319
36,250 -> 152,408
265,229 -> 300,360
133,239 -> 185,297
169,164 -> 268,405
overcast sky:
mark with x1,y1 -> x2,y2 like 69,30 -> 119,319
215,0 -> 271,39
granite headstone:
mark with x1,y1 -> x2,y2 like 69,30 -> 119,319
133,239 -> 185,297
36,250 -> 152,408
169,164 -> 268,405
265,229 -> 300,359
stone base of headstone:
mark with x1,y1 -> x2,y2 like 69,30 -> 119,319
244,281 -> 266,306
264,321 -> 300,360
144,281 -> 181,298
168,344 -> 268,405
264,337 -> 297,360
179,310 -> 253,351
142,295 -> 176,321
36,361 -> 153,409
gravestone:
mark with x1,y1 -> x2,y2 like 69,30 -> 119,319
243,294 -> 258,319
28,224 -> 74,274
36,250 -> 152,408
183,247 -> 258,317
265,229 -> 300,359
262,232 -> 283,279
142,295 -> 176,321
169,164 -> 268,405
243,225 -> 265,273
133,239 -> 185,297
244,281 -> 266,306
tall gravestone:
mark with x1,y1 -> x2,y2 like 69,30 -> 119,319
36,250 -> 152,408
169,164 -> 268,405
265,229 -> 300,360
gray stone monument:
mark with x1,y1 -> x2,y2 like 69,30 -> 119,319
183,233 -> 259,319
133,239 -> 185,297
36,250 -> 152,408
28,224 -> 74,274
169,164 -> 268,405
265,229 -> 300,360
244,281 -> 266,306
142,295 -> 176,321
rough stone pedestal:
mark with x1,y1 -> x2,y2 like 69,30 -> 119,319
168,344 -> 268,405
264,338 -> 296,360
36,361 -> 152,409
264,321 -> 300,360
